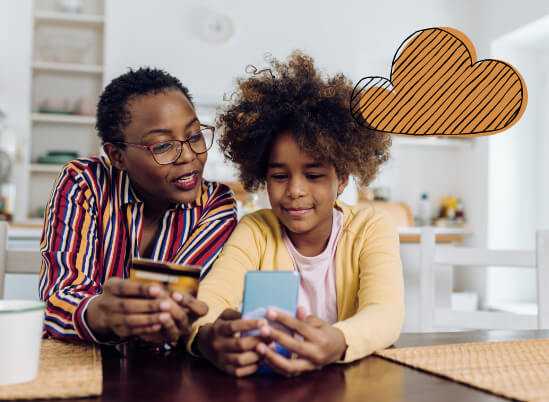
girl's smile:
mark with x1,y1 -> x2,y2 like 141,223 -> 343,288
283,207 -> 313,217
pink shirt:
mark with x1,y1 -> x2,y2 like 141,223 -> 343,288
282,208 -> 343,324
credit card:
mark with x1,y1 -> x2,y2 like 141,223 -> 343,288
129,258 -> 201,295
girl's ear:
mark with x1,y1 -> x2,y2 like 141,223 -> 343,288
103,143 -> 127,171
337,176 -> 349,196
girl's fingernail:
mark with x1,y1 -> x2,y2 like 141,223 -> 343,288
258,318 -> 268,327
160,301 -> 171,311
172,292 -> 183,302
159,312 -> 170,322
267,309 -> 277,319
260,326 -> 271,336
257,343 -> 266,354
149,286 -> 161,295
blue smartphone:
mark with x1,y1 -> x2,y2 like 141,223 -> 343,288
241,271 -> 300,374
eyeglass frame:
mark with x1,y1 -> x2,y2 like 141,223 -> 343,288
114,124 -> 215,165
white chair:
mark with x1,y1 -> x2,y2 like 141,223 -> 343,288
0,222 -> 43,299
419,227 -> 549,331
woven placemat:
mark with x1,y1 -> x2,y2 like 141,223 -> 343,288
0,339 -> 102,400
375,338 -> 549,402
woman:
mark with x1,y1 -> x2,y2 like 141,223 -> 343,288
39,68 -> 237,345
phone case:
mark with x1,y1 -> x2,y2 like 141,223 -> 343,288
241,271 -> 300,374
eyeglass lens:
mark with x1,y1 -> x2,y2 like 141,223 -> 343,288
152,127 -> 214,164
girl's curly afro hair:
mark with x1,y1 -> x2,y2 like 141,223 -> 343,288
217,50 -> 392,192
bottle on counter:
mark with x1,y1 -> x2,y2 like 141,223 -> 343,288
456,198 -> 465,224
418,193 -> 431,226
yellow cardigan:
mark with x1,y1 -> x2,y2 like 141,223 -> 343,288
187,200 -> 405,363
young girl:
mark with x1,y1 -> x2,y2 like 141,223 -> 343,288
188,51 -> 404,377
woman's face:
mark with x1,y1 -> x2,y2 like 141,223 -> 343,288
106,89 -> 207,209
266,131 -> 347,246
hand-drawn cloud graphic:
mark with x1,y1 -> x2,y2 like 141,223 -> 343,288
351,27 -> 528,136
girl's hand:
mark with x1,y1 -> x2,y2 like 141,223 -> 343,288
256,307 -> 347,377
194,309 -> 267,377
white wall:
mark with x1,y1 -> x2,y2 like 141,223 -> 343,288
485,18 -> 549,306
104,0 -> 482,203
104,0 -> 478,100
452,1 -> 549,307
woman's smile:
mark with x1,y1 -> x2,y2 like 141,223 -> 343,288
173,171 -> 199,190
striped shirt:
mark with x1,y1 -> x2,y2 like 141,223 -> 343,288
39,156 -> 237,342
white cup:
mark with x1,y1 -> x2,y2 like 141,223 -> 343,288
0,300 -> 46,385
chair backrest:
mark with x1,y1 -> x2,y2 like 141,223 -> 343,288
0,222 -> 43,299
419,227 -> 549,332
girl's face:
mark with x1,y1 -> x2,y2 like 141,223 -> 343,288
266,131 -> 347,249
105,90 -> 207,211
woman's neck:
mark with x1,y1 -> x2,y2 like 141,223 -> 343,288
143,203 -> 168,226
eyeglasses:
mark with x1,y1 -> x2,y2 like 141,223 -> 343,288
116,124 -> 215,165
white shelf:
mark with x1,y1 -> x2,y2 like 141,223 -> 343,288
29,164 -> 64,174
398,227 -> 473,235
31,113 -> 95,125
32,61 -> 103,74
34,11 -> 104,26
22,1 -> 106,222
393,136 -> 474,148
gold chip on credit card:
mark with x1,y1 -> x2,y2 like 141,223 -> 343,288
129,258 -> 201,295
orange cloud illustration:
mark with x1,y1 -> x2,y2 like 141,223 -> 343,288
351,27 -> 528,136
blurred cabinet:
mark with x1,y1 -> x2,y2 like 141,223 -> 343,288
24,0 -> 105,223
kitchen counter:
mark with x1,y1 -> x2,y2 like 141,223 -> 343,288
5,224 -> 471,332
398,226 -> 472,243
6,225 -> 472,246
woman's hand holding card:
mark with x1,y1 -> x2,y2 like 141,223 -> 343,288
85,277 -> 208,344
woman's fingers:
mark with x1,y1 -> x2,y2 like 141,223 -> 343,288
106,297 -> 170,314
107,312 -> 163,329
132,324 -> 162,335
158,313 -> 182,342
172,292 -> 208,317
103,278 -> 167,298
164,300 -> 191,333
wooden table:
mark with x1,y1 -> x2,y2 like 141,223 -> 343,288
63,330 -> 549,401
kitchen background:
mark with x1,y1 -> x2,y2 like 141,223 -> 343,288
2,0 -> 549,330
